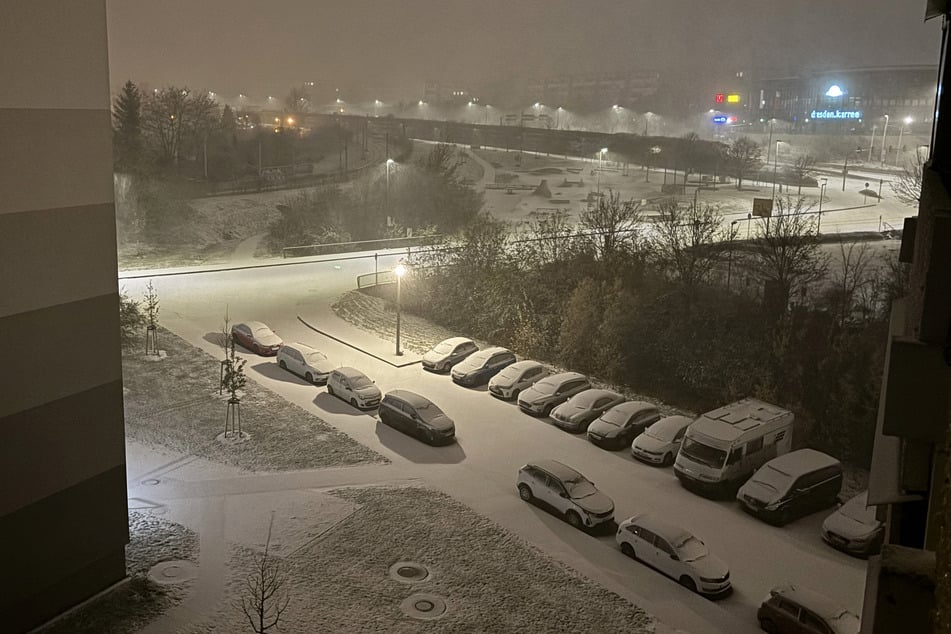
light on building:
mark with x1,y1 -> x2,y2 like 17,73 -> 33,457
825,85 -> 844,97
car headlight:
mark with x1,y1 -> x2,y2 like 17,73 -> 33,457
700,575 -> 727,583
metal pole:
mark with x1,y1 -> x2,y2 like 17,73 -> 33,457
878,178 -> 883,202
395,273 -> 403,356
817,180 -> 827,234
765,118 -> 774,167
896,125 -> 905,166
771,141 -> 780,199
868,125 -> 877,162
879,115 -> 889,166
842,153 -> 848,191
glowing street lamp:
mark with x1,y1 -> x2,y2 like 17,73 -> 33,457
879,114 -> 890,166
394,264 -> 407,356
597,147 -> 608,195
817,178 -> 828,234
772,140 -> 784,200
896,116 -> 913,165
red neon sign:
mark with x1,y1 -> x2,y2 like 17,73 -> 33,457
715,93 -> 725,104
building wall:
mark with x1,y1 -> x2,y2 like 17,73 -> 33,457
0,2 -> 128,632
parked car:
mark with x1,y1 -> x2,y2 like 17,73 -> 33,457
379,390 -> 455,445
326,367 -> 381,410
422,337 -> 478,372
616,514 -> 731,598
821,491 -> 884,557
587,401 -> 662,450
516,459 -> 614,530
517,372 -> 591,417
737,449 -> 843,526
451,346 -> 517,387
231,321 -> 283,356
631,415 -> 693,466
757,584 -> 860,634
551,389 -> 625,433
488,360 -> 547,400
276,342 -> 334,384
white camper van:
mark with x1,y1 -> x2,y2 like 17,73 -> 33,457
674,398 -> 793,497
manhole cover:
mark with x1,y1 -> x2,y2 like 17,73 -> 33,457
400,593 -> 447,620
388,561 -> 431,583
147,560 -> 197,585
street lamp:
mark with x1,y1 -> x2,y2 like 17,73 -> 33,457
817,177 -> 828,234
644,112 -> 654,136
597,147 -> 608,195
772,140 -> 784,200
896,116 -> 913,165
879,114 -> 890,166
765,118 -> 775,166
385,158 -> 395,209
867,124 -> 877,162
394,263 -> 406,356
728,220 -> 740,290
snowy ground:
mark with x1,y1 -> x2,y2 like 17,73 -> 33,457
182,486 -> 654,634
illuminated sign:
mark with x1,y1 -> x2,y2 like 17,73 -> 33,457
810,109 -> 862,120
715,93 -> 724,104
712,115 -> 728,124
726,94 -> 741,103
825,85 -> 844,97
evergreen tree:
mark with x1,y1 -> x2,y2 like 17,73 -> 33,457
113,80 -> 143,170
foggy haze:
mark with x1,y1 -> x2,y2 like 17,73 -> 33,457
107,0 -> 940,101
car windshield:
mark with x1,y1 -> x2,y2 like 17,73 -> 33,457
564,475 -> 598,499
432,342 -> 454,354
498,365 -> 525,381
839,492 -> 876,524
533,379 -> 558,395
674,535 -> 708,562
680,437 -> 727,469
646,421 -> 680,442
416,402 -> 444,422
598,407 -> 629,427
253,326 -> 273,337
304,352 -> 327,364
570,392 -> 600,407
750,465 -> 788,493
350,375 -> 373,389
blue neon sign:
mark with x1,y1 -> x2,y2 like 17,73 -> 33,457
810,109 -> 862,120
712,115 -> 728,124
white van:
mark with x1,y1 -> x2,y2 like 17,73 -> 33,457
673,398 -> 793,497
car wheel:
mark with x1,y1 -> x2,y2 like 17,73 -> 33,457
305,372 -> 313,383
565,510 -> 583,529
517,484 -> 533,502
662,453 -> 674,467
759,618 -> 778,634
620,542 -> 636,559
279,360 -> 287,370
511,388 -> 521,400
543,404 -> 554,417
679,576 -> 697,593
327,385 -> 335,396
350,398 -> 359,408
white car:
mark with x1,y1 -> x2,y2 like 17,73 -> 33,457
516,460 -> 614,530
821,490 -> 884,557
326,367 -> 382,409
276,342 -> 335,384
631,415 -> 693,466
616,514 -> 731,598
422,337 -> 478,372
488,360 -> 547,400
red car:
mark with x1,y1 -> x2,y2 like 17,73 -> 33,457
231,321 -> 283,356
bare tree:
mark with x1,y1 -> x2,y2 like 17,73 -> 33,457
890,155 -> 924,206
792,155 -> 817,195
142,87 -> 218,164
521,209 -> 578,266
284,86 -> 310,113
239,514 -> 290,633
579,190 -> 642,259
652,198 -> 728,290
144,280 -> 160,355
724,137 -> 762,190
825,239 -> 877,326
222,330 -> 247,437
748,196 -> 828,312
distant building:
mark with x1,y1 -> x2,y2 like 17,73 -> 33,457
523,71 -> 660,113
750,65 -> 937,133
422,81 -> 476,106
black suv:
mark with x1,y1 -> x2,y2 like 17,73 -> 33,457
379,390 -> 456,445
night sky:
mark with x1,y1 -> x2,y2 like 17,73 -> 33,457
106,0 -> 940,101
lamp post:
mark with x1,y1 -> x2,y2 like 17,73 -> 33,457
765,118 -> 775,167
879,114 -> 890,166
394,263 -> 406,356
385,158 -> 395,210
817,177 -> 828,234
644,112 -> 653,136
728,220 -> 739,290
772,140 -> 783,200
896,116 -> 912,165
597,147 -> 608,195
867,124 -> 877,162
